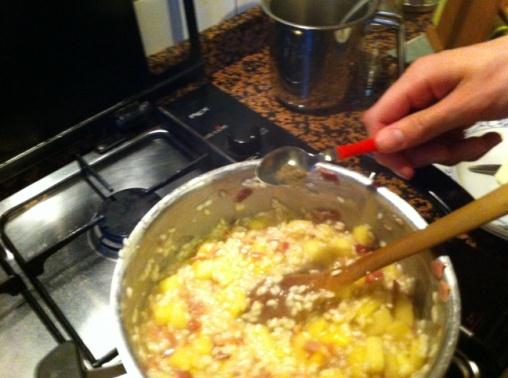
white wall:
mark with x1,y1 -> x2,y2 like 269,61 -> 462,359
134,0 -> 261,56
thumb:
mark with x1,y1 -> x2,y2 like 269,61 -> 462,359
374,88 -> 481,153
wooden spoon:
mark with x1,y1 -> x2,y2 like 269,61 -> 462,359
246,183 -> 508,322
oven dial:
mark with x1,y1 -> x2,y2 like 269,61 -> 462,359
228,125 -> 261,157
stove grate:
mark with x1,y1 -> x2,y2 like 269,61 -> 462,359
0,128 -> 214,367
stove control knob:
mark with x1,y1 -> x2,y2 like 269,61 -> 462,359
228,125 -> 261,157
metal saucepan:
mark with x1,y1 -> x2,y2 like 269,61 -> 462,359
111,160 -> 460,377
262,0 -> 405,111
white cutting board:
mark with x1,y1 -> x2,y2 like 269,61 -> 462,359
435,120 -> 508,240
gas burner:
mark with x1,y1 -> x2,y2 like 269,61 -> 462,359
90,188 -> 161,259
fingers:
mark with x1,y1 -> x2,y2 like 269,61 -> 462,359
405,132 -> 502,167
372,132 -> 502,179
371,152 -> 415,179
362,38 -> 508,179
362,55 -> 461,136
372,84 -> 487,153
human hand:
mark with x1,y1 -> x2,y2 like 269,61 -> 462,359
362,36 -> 508,179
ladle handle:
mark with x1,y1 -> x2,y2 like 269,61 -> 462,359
323,183 -> 508,290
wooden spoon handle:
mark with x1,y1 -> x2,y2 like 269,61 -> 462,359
322,183 -> 508,290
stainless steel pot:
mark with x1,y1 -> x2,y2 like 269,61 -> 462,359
111,160 -> 460,377
261,0 -> 405,112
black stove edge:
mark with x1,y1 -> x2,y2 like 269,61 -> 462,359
0,59 -> 205,185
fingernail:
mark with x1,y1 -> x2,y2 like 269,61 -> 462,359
376,128 -> 405,152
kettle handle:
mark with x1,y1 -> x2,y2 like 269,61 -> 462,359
371,10 -> 406,76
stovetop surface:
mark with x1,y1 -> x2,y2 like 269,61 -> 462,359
1,131 -> 205,369
1,83 -> 507,377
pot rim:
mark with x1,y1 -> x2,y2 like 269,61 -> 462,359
110,160 -> 460,378
260,0 -> 380,31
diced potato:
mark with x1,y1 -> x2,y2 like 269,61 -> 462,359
348,343 -> 367,377
409,334 -> 429,370
382,264 -> 401,282
320,323 -> 352,347
292,331 -> 309,359
355,298 -> 381,323
197,241 -> 215,256
365,336 -> 385,373
159,275 -> 180,293
385,320 -> 412,339
366,306 -> 393,335
168,345 -> 193,371
319,368 -> 345,378
385,349 -> 414,378
217,286 -> 248,317
251,258 -> 272,275
194,256 -> 240,285
246,325 -> 282,360
153,303 -> 171,325
252,240 -> 269,254
327,237 -> 354,257
394,295 -> 414,327
308,349 -> 328,367
212,265 -> 237,286
153,299 -> 189,329
193,259 -> 215,280
348,342 -> 366,365
303,239 -> 331,263
305,317 -> 328,337
314,223 -> 336,239
353,224 -> 376,247
191,333 -> 213,355
305,235 -> 355,263
287,220 -> 314,234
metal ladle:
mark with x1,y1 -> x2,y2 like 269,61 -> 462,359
256,138 -> 377,185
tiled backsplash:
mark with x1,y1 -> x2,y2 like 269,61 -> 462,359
134,0 -> 261,56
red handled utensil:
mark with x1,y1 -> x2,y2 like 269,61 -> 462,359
335,138 -> 377,159
256,138 -> 377,185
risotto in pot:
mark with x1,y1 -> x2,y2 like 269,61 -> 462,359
135,209 -> 431,378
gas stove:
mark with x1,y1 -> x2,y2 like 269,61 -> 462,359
2,81 -> 508,377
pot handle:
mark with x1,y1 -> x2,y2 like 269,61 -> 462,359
451,350 -> 481,378
36,341 -> 126,378
370,10 -> 406,76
